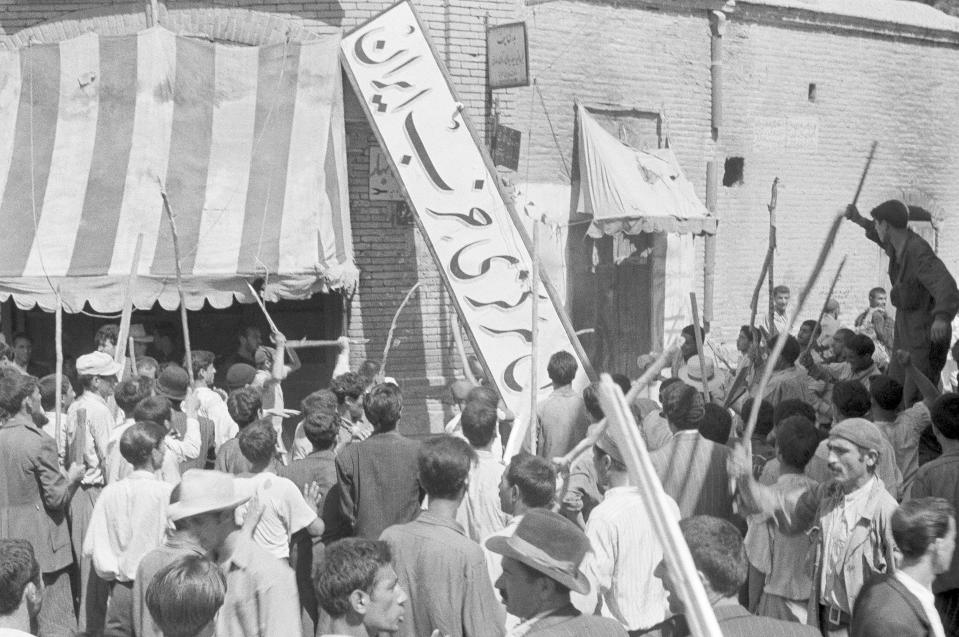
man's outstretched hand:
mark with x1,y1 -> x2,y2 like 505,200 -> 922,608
844,204 -> 861,221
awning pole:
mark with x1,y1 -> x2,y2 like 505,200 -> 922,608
54,290 -> 63,451
159,184 -> 194,383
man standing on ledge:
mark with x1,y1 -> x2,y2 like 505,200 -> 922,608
845,200 -> 959,405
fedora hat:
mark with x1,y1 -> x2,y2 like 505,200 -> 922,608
156,365 -> 190,401
486,509 -> 591,594
129,324 -> 154,343
168,470 -> 251,521
678,356 -> 724,395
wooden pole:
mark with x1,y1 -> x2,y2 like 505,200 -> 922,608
852,142 -> 878,206
379,283 -> 421,378
598,375 -> 723,637
742,214 -> 846,447
748,248 -> 773,329
245,281 -> 280,336
449,305 -> 479,385
529,216 -> 540,456
689,292 -> 711,402
115,233 -> 144,381
159,184 -> 194,383
767,178 -> 779,333
285,338 -> 370,349
54,291 -> 63,452
128,337 -> 137,377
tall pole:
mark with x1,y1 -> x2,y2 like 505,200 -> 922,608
767,178 -> 779,333
54,291 -> 63,450
529,215 -> 540,455
159,184 -> 194,383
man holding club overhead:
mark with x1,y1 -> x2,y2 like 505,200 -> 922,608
845,200 -> 959,405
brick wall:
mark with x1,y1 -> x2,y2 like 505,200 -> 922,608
4,0 -> 958,431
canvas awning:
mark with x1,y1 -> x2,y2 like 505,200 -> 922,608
574,104 -> 716,238
0,26 -> 354,313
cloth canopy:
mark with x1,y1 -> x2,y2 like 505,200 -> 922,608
0,26 -> 354,312
574,104 -> 716,238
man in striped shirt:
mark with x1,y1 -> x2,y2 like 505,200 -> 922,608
573,429 -> 679,633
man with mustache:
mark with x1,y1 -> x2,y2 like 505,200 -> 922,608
730,418 -> 898,636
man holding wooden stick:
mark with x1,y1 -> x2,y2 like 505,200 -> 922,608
845,200 -> 959,405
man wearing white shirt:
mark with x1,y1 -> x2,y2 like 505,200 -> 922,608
760,285 -> 793,340
573,430 -> 679,633
190,350 -> 238,450
852,497 -> 954,637
68,351 -> 124,634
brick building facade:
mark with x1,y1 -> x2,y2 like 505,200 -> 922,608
2,0 -> 957,434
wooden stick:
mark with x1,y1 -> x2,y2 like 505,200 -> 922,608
245,281 -> 280,336
159,183 -> 194,383
748,248 -> 773,329
767,178 -> 779,334
802,256 -> 848,359
128,337 -> 137,377
285,338 -> 370,349
448,305 -> 478,385
598,375 -> 723,637
852,141 -> 878,206
54,291 -> 63,454
689,292 -> 711,402
115,233 -> 144,381
742,214 -> 846,447
379,283 -> 421,378
529,216 -> 541,455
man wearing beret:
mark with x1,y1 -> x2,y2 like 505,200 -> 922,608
730,418 -> 899,637
845,200 -> 959,405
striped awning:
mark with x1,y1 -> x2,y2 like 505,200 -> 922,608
0,26 -> 354,313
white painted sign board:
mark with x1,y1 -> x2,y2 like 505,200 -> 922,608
341,1 -> 591,419
487,22 -> 530,89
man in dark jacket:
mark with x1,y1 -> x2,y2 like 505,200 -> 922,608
0,372 -> 84,637
852,497 -> 955,637
846,200 -> 959,404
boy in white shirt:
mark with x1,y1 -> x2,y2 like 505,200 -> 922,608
190,350 -> 238,450
234,420 -> 324,560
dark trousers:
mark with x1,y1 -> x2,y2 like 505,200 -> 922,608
38,567 -> 78,637
935,588 -> 959,637
104,580 -> 134,637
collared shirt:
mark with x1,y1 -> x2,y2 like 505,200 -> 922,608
69,391 -> 122,486
573,486 -> 679,631
760,309 -> 791,339
381,511 -> 505,637
762,366 -> 814,407
105,418 -> 180,485
218,536 -> 302,637
649,430 -> 734,522
805,436 -> 902,500
524,386 -> 588,460
234,470 -> 317,560
906,448 -> 959,592
821,476 -> 878,612
195,386 -> 238,450
82,470 -> 173,582
894,571 -> 946,637
456,449 -> 510,543
875,402 -> 930,495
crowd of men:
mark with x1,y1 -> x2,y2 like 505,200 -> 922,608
0,199 -> 959,637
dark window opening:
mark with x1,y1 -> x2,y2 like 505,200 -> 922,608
723,157 -> 744,187
808,83 -> 817,102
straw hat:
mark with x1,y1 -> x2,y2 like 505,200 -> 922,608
485,509 -> 591,594
168,470 -> 251,521
678,357 -> 724,395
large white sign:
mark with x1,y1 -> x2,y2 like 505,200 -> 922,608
341,2 -> 591,417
